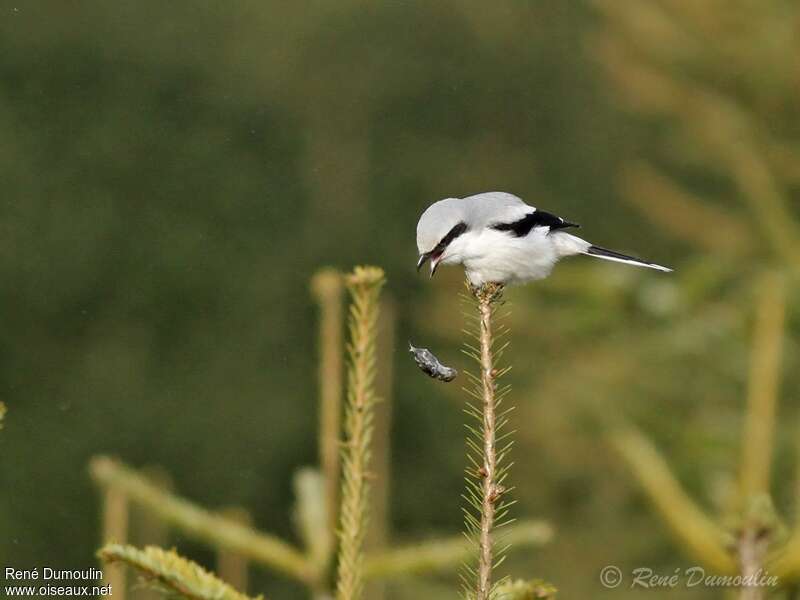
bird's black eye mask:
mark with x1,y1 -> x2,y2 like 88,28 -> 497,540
417,221 -> 468,271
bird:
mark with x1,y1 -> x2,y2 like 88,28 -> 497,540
416,191 -> 672,286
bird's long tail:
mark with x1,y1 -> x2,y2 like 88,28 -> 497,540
582,245 -> 672,272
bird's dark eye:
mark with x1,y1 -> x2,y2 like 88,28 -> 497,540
431,221 -> 468,255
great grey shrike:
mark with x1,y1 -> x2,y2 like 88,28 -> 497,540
416,192 -> 672,286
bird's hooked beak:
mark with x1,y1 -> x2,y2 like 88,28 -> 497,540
416,252 -> 441,278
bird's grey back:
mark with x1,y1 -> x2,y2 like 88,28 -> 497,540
417,192 -> 533,253
459,191 -> 532,228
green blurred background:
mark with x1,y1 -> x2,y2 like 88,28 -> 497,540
1,1 -> 799,598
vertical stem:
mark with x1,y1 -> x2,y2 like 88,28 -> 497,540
364,296 -> 396,600
101,486 -> 129,600
738,526 -> 768,600
132,467 -> 172,600
293,468 -> 332,599
217,507 -> 252,594
335,266 -> 385,600
476,285 -> 501,600
310,269 -> 345,548
740,271 -> 786,501
736,271 -> 785,600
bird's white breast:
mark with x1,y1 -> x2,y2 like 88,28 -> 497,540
457,227 -> 560,285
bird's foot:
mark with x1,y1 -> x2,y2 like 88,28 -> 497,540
469,281 -> 505,304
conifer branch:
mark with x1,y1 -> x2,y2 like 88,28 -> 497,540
100,481 -> 130,599
739,271 -> 786,501
98,544 -> 261,600
365,296 -> 397,600
608,426 -> 737,574
363,520 -> 552,580
728,271 -> 787,598
335,266 -> 386,600
492,578 -> 557,600
89,457 -> 313,584
476,285 -> 501,599
462,282 -> 511,600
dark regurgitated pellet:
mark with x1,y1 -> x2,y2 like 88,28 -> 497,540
408,342 -> 458,382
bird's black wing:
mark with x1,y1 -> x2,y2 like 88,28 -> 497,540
491,210 -> 579,237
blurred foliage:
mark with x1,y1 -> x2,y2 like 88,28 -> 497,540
89,270 -> 551,600
589,0 -> 800,594
491,579 -> 557,600
98,544 -> 260,600
1,1 -> 798,599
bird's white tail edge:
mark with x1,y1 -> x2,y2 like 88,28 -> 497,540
582,245 -> 672,272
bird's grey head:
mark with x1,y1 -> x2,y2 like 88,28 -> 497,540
416,198 -> 469,277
